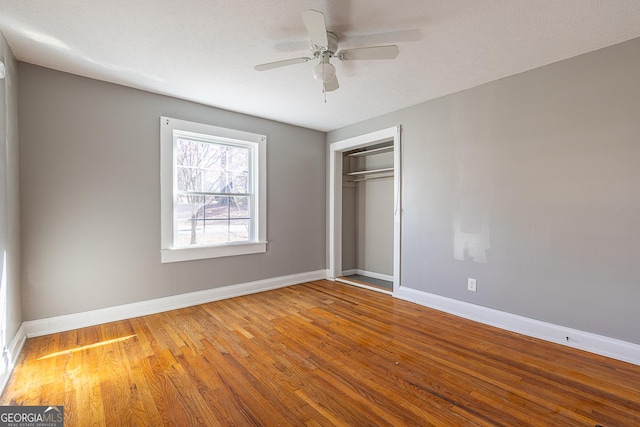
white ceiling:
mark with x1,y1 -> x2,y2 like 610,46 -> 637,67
1,1 -> 640,132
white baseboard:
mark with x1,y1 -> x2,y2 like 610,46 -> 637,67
23,269 -> 327,338
394,285 -> 640,366
341,269 -> 393,282
0,323 -> 27,395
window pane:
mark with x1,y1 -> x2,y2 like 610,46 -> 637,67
205,196 -> 230,220
176,220 -> 203,247
229,196 -> 250,219
200,220 -> 229,245
176,195 -> 203,223
175,194 -> 251,248
203,169 -> 226,193
176,195 -> 205,247
177,139 -> 250,194
226,146 -> 250,172
227,171 -> 249,193
229,219 -> 250,242
177,166 -> 202,193
200,143 -> 224,169
176,139 -> 210,193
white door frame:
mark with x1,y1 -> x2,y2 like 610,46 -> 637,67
328,125 -> 401,292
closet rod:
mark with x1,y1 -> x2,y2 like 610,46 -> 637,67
347,145 -> 394,157
346,167 -> 394,176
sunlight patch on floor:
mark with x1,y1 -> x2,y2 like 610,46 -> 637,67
37,334 -> 136,360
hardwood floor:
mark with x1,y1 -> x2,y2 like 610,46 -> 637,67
2,280 -> 640,426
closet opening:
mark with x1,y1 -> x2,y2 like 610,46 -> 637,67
328,126 -> 401,294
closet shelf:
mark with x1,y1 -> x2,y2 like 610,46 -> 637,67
347,146 -> 394,157
352,174 -> 393,183
345,167 -> 394,177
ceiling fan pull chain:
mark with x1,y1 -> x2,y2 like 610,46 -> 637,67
322,64 -> 327,103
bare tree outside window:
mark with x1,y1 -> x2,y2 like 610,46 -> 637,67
175,138 -> 250,246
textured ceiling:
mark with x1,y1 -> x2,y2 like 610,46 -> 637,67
1,1 -> 640,132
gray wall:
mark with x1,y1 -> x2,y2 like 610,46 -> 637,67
0,33 -> 22,360
19,63 -> 326,321
0,32 -> 21,353
328,37 -> 640,345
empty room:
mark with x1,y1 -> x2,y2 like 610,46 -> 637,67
0,1 -> 639,425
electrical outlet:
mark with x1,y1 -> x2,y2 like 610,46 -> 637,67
467,278 -> 477,292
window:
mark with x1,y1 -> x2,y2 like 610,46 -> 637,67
160,117 -> 266,263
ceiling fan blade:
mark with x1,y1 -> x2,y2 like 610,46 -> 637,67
254,57 -> 311,71
301,9 -> 329,48
324,76 -> 339,92
338,45 -> 400,61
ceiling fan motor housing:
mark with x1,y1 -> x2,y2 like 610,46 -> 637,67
311,32 -> 339,57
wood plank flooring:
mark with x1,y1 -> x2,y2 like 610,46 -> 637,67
2,280 -> 640,426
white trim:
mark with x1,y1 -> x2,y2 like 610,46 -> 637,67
328,146 -> 342,279
7,323 -> 26,367
330,127 -> 398,152
394,286 -> 640,366
393,126 -> 402,290
328,126 -> 402,293
160,116 -> 267,263
161,241 -> 267,263
0,323 -> 27,395
23,270 -> 326,338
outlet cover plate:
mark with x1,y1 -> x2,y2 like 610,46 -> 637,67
468,278 -> 477,292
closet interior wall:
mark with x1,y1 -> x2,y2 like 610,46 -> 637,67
341,144 -> 394,282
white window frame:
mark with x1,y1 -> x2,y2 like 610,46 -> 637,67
160,116 -> 267,263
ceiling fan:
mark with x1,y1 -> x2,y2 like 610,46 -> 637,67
255,10 -> 400,93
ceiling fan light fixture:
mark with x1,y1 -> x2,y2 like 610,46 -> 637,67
313,62 -> 336,83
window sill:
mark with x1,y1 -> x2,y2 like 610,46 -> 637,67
161,241 -> 267,263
